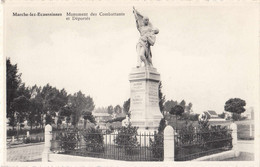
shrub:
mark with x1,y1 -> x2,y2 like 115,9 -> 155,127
149,131 -> 164,160
177,121 -> 195,145
114,123 -> 139,155
158,118 -> 166,133
60,129 -> 78,152
149,118 -> 165,160
208,125 -> 232,149
82,127 -> 104,152
196,120 -> 232,149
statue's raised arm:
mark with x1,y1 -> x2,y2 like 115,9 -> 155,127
133,7 -> 159,68
133,7 -> 144,32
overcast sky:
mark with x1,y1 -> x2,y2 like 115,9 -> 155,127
5,4 -> 259,114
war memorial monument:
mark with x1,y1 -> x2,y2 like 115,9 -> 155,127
129,8 -> 163,132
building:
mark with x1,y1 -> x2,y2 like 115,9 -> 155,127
241,107 -> 254,120
203,110 -> 226,122
92,108 -> 112,127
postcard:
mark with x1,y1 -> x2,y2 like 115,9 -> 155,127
1,0 -> 259,167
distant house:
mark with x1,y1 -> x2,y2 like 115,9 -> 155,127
224,111 -> 232,120
93,110 -> 112,123
203,110 -> 226,122
241,107 -> 254,120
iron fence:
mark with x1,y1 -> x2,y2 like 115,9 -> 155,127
50,126 -> 233,161
51,128 -> 164,161
174,128 -> 232,161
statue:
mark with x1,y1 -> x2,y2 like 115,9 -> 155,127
133,7 -> 159,68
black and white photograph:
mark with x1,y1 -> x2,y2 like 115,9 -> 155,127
1,0 -> 259,166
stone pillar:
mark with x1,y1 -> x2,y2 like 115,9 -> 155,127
42,124 -> 52,162
164,125 -> 175,161
129,67 -> 163,133
26,131 -> 30,138
230,123 -> 240,157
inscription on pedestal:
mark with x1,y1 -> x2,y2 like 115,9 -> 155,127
131,81 -> 145,109
148,82 -> 159,106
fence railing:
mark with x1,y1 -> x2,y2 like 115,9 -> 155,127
174,128 -> 232,161
50,128 -> 164,161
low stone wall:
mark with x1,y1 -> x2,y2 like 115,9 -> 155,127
192,150 -> 239,161
49,153 -> 121,162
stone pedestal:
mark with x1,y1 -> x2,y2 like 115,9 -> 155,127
129,67 -> 163,132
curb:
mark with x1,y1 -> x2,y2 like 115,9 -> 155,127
7,142 -> 44,149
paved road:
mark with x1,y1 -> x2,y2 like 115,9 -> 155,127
223,140 -> 254,161
7,143 -> 44,162
237,140 -> 254,153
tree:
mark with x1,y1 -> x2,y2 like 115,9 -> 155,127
45,86 -> 68,116
170,105 -> 184,118
123,98 -> 131,117
158,118 -> 166,133
28,97 -> 43,130
231,113 -> 241,121
29,85 -> 45,129
158,82 -> 165,115
218,112 -> 225,119
45,113 -> 53,125
6,58 -> 21,129
107,105 -> 114,115
179,100 -> 186,110
169,105 -> 184,130
39,84 -> 69,127
38,84 -> 55,128
59,105 -> 73,127
70,91 -> 95,127
83,111 -> 96,129
186,102 -> 193,113
17,83 -> 31,99
114,105 -> 122,117
82,96 -> 95,128
164,100 -> 178,113
11,95 -> 30,130
224,98 -> 246,121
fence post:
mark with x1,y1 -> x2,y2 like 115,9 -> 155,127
42,124 -> 52,162
230,123 -> 240,157
27,131 -> 30,138
164,125 -> 175,161
249,124 -> 253,137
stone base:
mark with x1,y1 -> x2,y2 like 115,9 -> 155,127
129,66 -> 163,132
42,150 -> 50,162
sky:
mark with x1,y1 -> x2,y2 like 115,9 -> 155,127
5,3 -> 259,114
